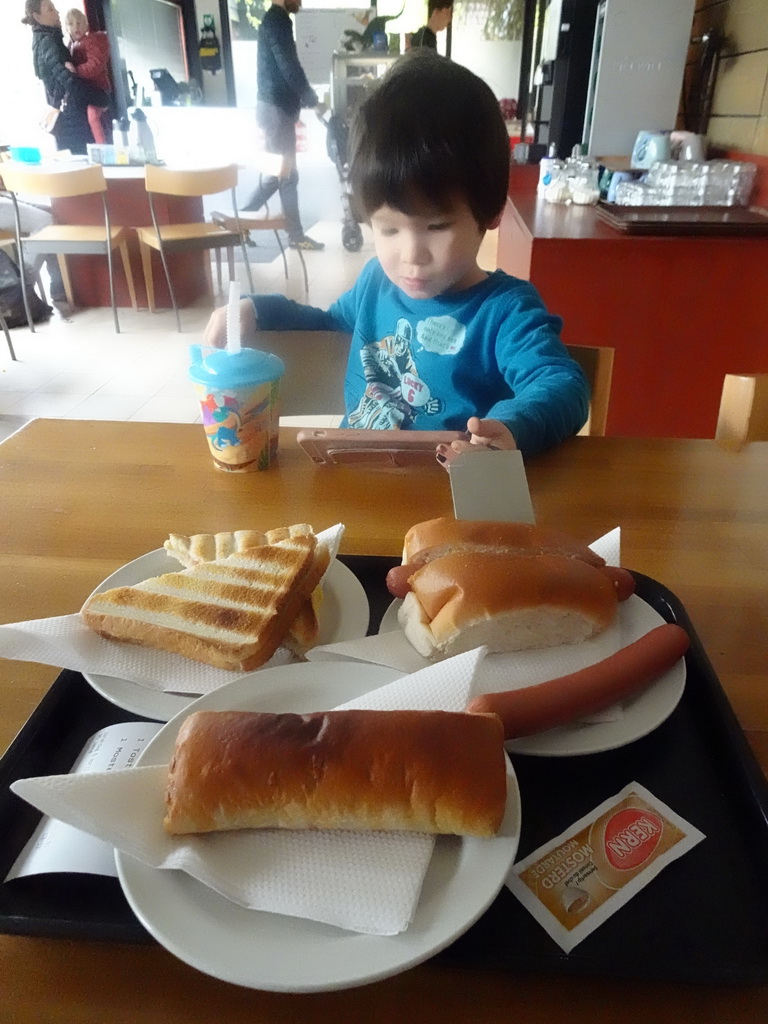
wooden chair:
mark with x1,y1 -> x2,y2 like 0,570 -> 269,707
137,164 -> 254,333
0,163 -> 137,334
212,153 -> 309,296
260,332 -> 615,438
565,343 -> 615,437
716,373 -> 768,443
0,230 -> 18,360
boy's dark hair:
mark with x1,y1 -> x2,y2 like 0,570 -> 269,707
348,50 -> 509,229
428,0 -> 453,14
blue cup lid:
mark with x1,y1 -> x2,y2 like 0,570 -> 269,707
188,345 -> 285,388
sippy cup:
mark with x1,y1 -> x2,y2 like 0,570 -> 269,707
189,344 -> 285,472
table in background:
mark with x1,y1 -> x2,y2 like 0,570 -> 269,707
51,166 -> 208,309
1,419 -> 767,1023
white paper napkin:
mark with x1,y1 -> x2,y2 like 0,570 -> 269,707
11,647 -> 487,936
0,525 -> 344,697
308,529 -> 625,726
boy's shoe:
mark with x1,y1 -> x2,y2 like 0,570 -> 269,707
289,236 -> 325,251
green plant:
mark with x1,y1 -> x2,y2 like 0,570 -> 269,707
479,0 -> 525,41
232,0 -> 266,38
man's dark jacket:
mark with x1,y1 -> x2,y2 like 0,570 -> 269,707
257,5 -> 318,118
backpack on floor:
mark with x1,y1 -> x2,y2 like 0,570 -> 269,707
0,251 -> 52,329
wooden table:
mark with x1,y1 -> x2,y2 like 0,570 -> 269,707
1,419 -> 768,1022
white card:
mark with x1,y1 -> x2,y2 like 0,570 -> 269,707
449,450 -> 535,523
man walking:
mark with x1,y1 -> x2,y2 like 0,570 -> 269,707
244,0 -> 325,251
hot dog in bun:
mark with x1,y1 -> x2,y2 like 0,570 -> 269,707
397,550 -> 619,659
385,518 -> 636,602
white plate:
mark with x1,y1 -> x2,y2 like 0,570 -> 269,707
379,596 -> 686,757
83,550 -> 371,721
115,661 -> 521,992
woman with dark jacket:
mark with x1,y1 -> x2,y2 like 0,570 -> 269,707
21,0 -> 108,154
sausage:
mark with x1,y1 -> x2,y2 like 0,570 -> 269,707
387,560 -> 636,602
596,565 -> 636,601
465,623 -> 690,740
385,560 -> 425,599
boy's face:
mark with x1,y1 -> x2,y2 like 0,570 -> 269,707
369,198 -> 487,301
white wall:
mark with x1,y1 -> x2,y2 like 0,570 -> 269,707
450,6 -> 522,102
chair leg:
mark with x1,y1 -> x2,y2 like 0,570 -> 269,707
296,246 -> 309,295
226,248 -> 235,289
105,243 -> 120,334
119,241 -> 138,310
274,231 -> 289,281
57,255 -> 75,308
139,241 -> 156,313
239,237 -> 254,293
214,249 -> 222,293
155,242 -> 181,333
0,312 -> 17,361
16,247 -> 35,334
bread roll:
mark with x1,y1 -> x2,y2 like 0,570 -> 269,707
402,518 -> 605,568
398,551 -> 618,658
163,709 -> 507,838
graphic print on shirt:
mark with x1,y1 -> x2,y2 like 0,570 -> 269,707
348,316 -> 465,428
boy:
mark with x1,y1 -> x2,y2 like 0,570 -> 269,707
204,51 -> 589,458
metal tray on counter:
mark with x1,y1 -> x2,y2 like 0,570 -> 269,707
1,557 -> 768,984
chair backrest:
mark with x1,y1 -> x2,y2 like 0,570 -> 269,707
565,343 -> 615,437
716,373 -> 768,443
0,163 -> 107,198
144,163 -> 238,197
264,332 -> 615,438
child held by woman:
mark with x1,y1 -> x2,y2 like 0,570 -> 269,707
64,8 -> 111,145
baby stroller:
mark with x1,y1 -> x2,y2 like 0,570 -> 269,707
323,112 -> 364,253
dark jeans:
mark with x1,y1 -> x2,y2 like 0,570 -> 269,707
242,101 -> 304,242
53,80 -> 110,155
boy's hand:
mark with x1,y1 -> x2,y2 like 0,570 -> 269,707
203,298 -> 257,349
435,417 -> 517,467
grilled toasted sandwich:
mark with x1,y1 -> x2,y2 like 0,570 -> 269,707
81,533 -> 330,671
163,523 -> 324,654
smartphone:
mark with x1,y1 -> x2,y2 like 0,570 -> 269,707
295,428 -> 466,467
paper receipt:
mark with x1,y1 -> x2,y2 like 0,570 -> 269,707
507,782 -> 705,952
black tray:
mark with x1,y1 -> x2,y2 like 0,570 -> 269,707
2,557 -> 768,984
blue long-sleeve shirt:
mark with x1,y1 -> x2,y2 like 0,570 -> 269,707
253,260 -> 589,456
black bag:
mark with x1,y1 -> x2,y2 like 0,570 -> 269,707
0,251 -> 52,329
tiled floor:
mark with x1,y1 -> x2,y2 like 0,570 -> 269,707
0,224 -> 498,444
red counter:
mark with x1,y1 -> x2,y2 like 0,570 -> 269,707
498,165 -> 768,439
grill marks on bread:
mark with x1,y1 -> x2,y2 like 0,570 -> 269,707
81,534 -> 329,670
